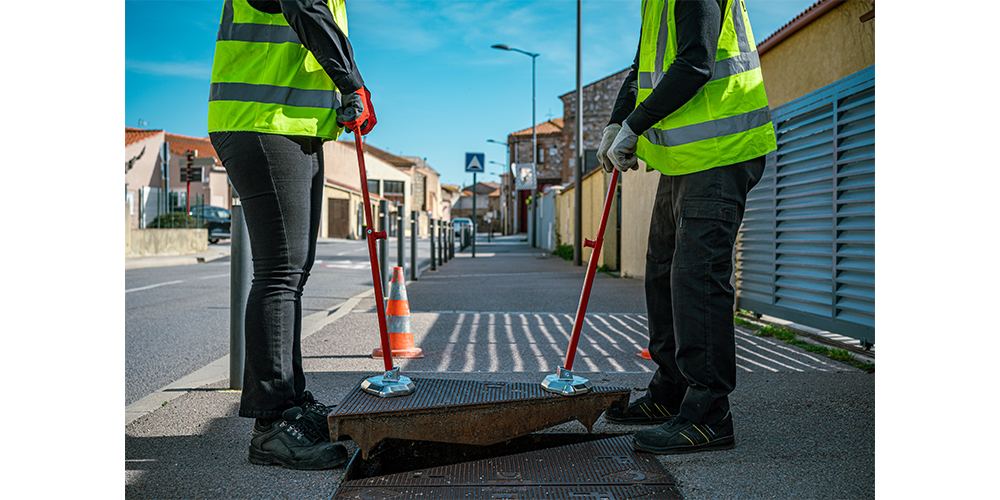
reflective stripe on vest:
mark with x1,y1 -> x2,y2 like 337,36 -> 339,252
635,0 -> 776,176
207,0 -> 346,140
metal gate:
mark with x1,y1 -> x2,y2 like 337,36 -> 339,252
737,65 -> 875,346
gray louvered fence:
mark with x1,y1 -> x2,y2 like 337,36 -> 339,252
736,65 -> 875,346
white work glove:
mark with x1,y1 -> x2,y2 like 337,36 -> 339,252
608,121 -> 640,172
597,124 -> 621,173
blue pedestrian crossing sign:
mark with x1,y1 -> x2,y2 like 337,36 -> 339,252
465,153 -> 485,173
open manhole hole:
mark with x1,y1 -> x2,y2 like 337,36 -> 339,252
333,434 -> 682,499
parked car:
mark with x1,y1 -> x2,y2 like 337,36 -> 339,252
189,205 -> 232,244
452,217 -> 473,240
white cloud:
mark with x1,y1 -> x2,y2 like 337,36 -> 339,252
125,60 -> 211,79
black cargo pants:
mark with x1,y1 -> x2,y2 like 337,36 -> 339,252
644,155 -> 765,425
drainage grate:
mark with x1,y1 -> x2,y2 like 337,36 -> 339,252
332,434 -> 682,499
329,378 -> 630,459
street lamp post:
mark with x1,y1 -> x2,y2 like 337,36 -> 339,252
491,43 -> 539,247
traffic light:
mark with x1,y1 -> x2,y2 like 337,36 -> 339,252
181,149 -> 202,182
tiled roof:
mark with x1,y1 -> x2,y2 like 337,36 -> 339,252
511,118 -> 564,137
165,132 -> 221,166
463,181 -> 500,195
125,127 -> 162,146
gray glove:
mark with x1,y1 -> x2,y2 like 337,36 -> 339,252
597,124 -> 621,173
609,121 -> 640,172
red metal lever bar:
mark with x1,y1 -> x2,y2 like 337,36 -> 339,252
563,168 -> 620,371
352,130 -> 394,372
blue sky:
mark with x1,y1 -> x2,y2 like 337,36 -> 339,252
125,0 -> 817,186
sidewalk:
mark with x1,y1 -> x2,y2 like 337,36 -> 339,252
125,244 -> 232,270
125,235 -> 874,499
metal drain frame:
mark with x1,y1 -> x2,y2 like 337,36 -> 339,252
328,377 -> 630,459
332,434 -> 683,500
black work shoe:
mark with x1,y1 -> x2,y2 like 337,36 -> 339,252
248,407 -> 348,470
603,395 -> 679,424
296,391 -> 333,439
632,412 -> 735,455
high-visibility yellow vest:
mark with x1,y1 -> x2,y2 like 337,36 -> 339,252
207,0 -> 348,140
636,0 -> 776,175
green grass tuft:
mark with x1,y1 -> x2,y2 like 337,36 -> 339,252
738,317 -> 873,371
552,244 -> 573,261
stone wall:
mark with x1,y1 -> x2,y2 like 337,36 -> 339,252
510,129 -> 564,185
559,69 -> 630,184
128,229 -> 208,256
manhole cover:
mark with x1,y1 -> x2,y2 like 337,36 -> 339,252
329,378 -> 630,459
332,434 -> 682,499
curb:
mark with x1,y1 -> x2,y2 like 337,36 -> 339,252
125,288 -> 373,426
125,246 -> 231,270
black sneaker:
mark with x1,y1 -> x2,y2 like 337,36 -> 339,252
632,412 -> 735,455
248,407 -> 348,470
296,391 -> 333,439
603,395 -> 679,424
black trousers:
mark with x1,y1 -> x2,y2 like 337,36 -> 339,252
209,131 -> 325,420
644,156 -> 765,425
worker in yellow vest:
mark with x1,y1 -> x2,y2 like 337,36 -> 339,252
207,0 -> 374,470
598,0 -> 776,455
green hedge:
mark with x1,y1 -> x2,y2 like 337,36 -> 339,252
148,212 -> 199,229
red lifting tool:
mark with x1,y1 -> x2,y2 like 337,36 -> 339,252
542,169 -> 620,396
351,128 -> 414,397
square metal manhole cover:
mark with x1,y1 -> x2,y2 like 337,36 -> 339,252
329,378 -> 630,459
332,434 -> 682,499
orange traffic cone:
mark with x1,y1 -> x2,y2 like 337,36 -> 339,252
372,267 -> 423,359
637,348 -> 651,359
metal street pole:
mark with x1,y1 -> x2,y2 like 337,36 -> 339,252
379,200 -> 389,297
491,44 -> 539,245
531,53 -> 537,248
397,205 -> 405,269
411,210 -> 418,281
230,201 -> 250,390
574,0 -> 583,266
472,172 -> 477,258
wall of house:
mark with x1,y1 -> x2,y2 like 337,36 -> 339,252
125,132 -> 165,229
510,132 -> 563,184
552,168 -> 620,271
207,166 -> 231,208
619,161 -> 658,279
758,0 -> 875,108
323,140 -> 412,235
324,140 -> 363,191
321,185 -> 365,239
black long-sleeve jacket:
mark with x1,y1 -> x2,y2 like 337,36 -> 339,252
247,0 -> 365,94
608,0 -> 723,134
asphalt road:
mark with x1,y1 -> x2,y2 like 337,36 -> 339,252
125,237 -> 436,406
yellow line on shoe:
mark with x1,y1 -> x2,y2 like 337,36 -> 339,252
679,431 -> 695,445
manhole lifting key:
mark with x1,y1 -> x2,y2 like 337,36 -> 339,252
542,169 -> 620,396
352,126 -> 414,397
